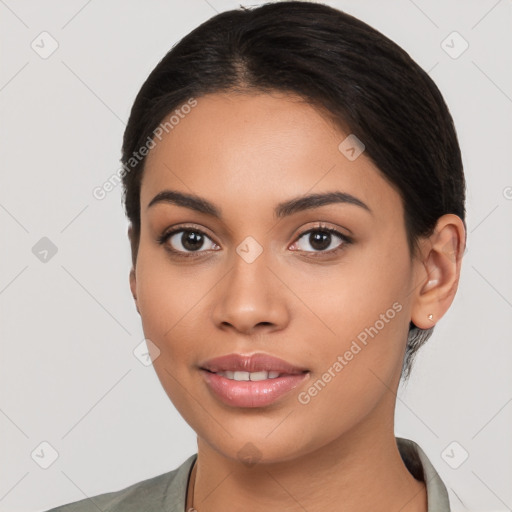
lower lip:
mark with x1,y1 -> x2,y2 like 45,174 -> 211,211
200,370 -> 309,408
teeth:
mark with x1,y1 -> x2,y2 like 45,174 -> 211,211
216,370 -> 282,381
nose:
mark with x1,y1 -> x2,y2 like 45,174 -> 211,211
211,249 -> 290,336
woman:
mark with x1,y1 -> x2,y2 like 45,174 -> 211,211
46,1 -> 466,511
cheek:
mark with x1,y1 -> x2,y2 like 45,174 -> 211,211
289,241 -> 410,346
291,242 -> 412,402
293,296 -> 408,446
135,246 -> 202,359
134,256 -> 205,416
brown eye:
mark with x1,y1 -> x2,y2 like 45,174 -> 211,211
291,226 -> 352,255
158,227 -> 219,256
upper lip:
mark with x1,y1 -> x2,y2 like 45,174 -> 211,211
200,353 -> 309,374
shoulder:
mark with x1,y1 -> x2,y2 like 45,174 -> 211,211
42,454 -> 197,512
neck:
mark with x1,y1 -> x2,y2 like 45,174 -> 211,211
189,415 -> 427,512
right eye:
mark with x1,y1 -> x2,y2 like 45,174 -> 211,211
157,226 -> 220,257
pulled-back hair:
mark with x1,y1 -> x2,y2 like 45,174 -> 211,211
120,1 -> 466,380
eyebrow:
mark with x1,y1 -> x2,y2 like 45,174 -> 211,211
147,189 -> 372,218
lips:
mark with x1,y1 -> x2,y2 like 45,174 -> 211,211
199,352 -> 310,408
200,352 -> 309,375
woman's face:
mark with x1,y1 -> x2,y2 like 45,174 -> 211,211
130,92 -> 423,463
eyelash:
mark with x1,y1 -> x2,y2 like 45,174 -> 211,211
156,223 -> 353,259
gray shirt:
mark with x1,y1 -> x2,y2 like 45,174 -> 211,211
44,437 -> 451,511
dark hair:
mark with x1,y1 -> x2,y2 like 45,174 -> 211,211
120,1 -> 466,380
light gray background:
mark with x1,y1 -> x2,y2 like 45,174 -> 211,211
1,1 -> 511,511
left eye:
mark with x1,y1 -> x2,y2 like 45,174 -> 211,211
292,227 -> 350,254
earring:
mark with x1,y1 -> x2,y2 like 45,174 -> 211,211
428,313 -> 433,321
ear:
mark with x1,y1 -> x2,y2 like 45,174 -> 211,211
129,267 -> 139,315
127,225 -> 140,315
410,214 -> 466,329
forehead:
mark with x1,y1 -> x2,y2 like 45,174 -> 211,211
140,92 -> 402,222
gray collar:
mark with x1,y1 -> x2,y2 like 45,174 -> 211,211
397,437 -> 451,511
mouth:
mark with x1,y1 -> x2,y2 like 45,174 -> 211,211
199,352 -> 310,408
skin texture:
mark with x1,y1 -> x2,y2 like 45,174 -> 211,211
128,92 -> 465,512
